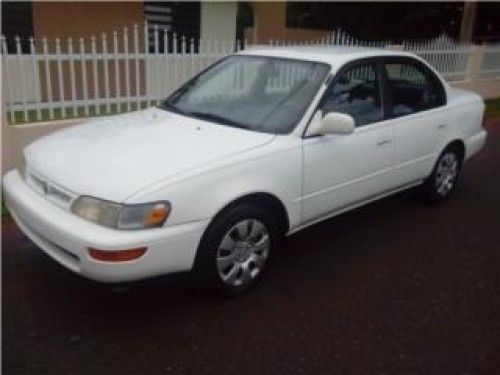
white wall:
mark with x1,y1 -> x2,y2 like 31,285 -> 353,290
3,56 -> 41,105
200,2 -> 237,44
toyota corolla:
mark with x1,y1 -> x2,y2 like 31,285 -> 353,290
3,47 -> 487,296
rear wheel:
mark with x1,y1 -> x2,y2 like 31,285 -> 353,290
193,203 -> 280,298
421,146 -> 462,204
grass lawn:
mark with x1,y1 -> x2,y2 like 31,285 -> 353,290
2,199 -> 11,220
8,101 -> 151,125
485,98 -> 500,120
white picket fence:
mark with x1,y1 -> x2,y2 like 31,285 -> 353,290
1,24 -> 242,124
1,26 -> 498,125
481,44 -> 500,78
402,34 -> 472,81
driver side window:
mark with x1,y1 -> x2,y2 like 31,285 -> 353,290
320,63 -> 383,127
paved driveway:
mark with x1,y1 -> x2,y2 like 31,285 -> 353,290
3,121 -> 500,374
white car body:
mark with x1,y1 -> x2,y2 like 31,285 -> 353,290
3,47 -> 487,283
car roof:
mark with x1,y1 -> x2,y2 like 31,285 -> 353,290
238,45 -> 417,68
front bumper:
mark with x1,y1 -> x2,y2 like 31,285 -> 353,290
2,170 -> 210,283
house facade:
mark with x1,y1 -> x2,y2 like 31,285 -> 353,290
2,1 -> 237,52
2,1 -> 349,52
4,1 -> 498,53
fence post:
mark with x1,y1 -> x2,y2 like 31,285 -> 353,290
1,37 -> 13,173
2,35 -> 14,125
42,37 -> 54,120
113,31 -> 120,113
133,24 -> 140,110
1,96 -> 13,173
385,44 -> 404,51
79,38 -> 89,117
67,38 -> 77,117
123,27 -> 131,112
465,44 -> 485,82
102,33 -> 111,114
30,37 -> 42,121
146,22 -> 153,107
15,36 -> 28,122
55,38 -> 66,119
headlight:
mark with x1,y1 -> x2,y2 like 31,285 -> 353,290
118,202 -> 171,229
71,196 -> 171,230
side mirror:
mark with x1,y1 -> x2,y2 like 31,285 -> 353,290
306,111 -> 355,137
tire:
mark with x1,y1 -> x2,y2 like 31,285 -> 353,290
192,203 -> 280,298
421,145 -> 463,204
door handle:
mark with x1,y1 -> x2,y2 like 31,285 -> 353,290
376,139 -> 391,147
438,124 -> 447,130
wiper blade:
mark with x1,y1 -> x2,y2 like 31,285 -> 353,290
187,111 -> 248,129
157,105 -> 249,130
158,101 -> 187,115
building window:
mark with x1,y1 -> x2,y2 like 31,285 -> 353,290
285,2 -> 464,42
144,1 -> 200,53
1,1 -> 33,53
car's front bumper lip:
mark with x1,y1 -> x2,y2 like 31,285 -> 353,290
2,169 -> 210,283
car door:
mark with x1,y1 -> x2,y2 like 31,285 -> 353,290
381,57 -> 449,187
301,59 -> 395,224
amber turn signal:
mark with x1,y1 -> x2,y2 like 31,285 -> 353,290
88,247 -> 147,262
144,204 -> 169,227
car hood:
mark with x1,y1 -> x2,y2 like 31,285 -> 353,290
25,108 -> 275,202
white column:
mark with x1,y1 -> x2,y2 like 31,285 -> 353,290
459,1 -> 477,43
200,2 -> 237,45
1,50 -> 13,173
466,44 -> 485,82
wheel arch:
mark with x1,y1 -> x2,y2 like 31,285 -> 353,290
444,139 -> 466,163
421,138 -> 465,204
424,138 -> 466,181
207,192 -> 290,237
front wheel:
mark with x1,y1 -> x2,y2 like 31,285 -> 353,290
192,204 -> 280,298
421,146 -> 462,204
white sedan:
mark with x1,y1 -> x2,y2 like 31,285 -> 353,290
3,47 -> 487,296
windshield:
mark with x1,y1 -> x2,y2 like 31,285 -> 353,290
159,55 -> 330,134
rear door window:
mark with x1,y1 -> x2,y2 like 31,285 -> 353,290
384,59 -> 446,117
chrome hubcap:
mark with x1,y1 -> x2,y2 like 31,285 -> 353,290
216,219 -> 270,287
435,152 -> 459,196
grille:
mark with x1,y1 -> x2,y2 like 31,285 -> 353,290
26,168 -> 76,209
